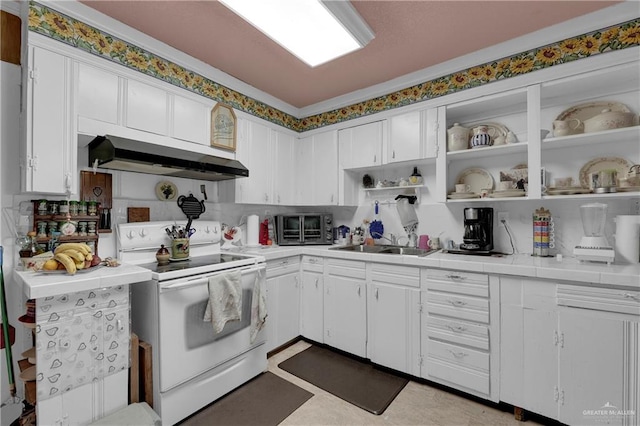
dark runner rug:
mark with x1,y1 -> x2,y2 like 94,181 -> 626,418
278,345 -> 409,415
179,372 -> 313,426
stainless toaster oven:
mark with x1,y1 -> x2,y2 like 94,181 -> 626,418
275,213 -> 333,245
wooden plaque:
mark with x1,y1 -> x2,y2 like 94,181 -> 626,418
81,171 -> 112,209
127,207 -> 150,223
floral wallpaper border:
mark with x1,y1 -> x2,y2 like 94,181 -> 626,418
29,1 -> 639,133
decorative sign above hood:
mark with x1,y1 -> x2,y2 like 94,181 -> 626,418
88,135 -> 249,182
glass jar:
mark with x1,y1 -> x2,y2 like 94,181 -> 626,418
59,200 -> 69,215
78,221 -> 87,236
36,221 -> 48,238
37,200 -> 48,216
87,201 -> 98,216
78,201 -> 87,216
69,201 -> 79,216
48,201 -> 59,216
47,221 -> 58,236
87,221 -> 97,235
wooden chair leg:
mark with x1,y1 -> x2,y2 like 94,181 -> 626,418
514,406 -> 526,422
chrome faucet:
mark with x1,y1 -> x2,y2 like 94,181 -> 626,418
371,232 -> 397,245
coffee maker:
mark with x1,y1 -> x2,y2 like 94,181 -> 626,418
461,207 -> 494,251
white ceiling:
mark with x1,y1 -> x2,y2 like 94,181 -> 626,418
80,1 -> 621,110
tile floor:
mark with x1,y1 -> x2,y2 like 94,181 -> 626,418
269,340 -> 542,426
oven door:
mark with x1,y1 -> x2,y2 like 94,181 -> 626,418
157,264 -> 266,392
277,215 -> 301,244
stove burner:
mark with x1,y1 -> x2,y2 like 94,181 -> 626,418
138,254 -> 252,274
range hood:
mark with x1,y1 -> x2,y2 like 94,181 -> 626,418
88,135 -> 248,181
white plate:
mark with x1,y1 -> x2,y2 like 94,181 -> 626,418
489,191 -> 526,198
579,157 -> 632,189
39,264 -> 103,275
156,180 -> 178,201
455,168 -> 493,194
546,187 -> 592,195
557,101 -> 632,134
447,193 -> 480,199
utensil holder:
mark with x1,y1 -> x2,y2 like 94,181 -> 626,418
171,238 -> 189,259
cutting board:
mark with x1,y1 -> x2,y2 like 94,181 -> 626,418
128,207 -> 150,223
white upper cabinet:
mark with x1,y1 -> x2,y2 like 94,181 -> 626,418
125,79 -> 169,135
171,94 -> 210,144
77,62 -> 120,125
273,130 -> 295,205
23,44 -> 75,194
235,118 -> 273,204
387,108 -> 438,163
296,130 -> 338,205
338,120 -> 385,169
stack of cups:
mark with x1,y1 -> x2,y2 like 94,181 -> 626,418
533,207 -> 554,257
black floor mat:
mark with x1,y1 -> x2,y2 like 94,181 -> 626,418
278,345 -> 408,415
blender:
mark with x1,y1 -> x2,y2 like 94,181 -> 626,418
573,203 -> 615,264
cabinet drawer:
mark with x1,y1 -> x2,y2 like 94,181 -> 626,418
557,284 -> 640,315
370,263 -> 420,288
427,292 -> 489,323
427,269 -> 488,286
266,256 -> 300,277
326,259 -> 366,280
425,316 -> 489,350
301,256 -> 323,272
426,357 -> 489,396
426,340 -> 489,395
425,277 -> 488,298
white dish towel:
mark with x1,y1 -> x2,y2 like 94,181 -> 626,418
203,270 -> 242,333
250,269 -> 267,343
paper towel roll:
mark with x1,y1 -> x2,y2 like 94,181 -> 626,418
246,215 -> 259,246
614,215 -> 640,264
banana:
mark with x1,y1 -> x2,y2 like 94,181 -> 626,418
54,253 -> 77,275
74,259 -> 85,270
60,249 -> 85,263
85,252 -> 93,261
54,243 -> 91,256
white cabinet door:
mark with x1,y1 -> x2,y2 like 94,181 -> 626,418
273,130 -> 295,205
24,45 -> 74,194
265,258 -> 300,353
125,79 -> 168,135
295,130 -> 338,205
388,110 -> 421,163
523,307 -> 559,420
558,311 -> 627,426
324,260 -> 366,358
300,262 -> 324,343
338,121 -> 384,169
77,62 -> 119,125
235,119 -> 274,204
172,94 -> 209,144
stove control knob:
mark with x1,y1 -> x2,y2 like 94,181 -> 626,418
127,230 -> 135,239
139,229 -> 147,237
205,226 -> 211,234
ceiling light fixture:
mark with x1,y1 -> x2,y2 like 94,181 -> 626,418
218,0 -> 374,67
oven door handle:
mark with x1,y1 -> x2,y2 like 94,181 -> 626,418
159,265 -> 265,292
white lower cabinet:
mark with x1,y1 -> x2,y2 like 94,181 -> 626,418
501,278 -> 639,425
324,259 -> 367,358
265,256 -> 300,353
368,263 -> 420,376
421,269 -> 499,402
299,256 -> 324,343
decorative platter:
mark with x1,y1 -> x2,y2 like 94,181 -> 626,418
455,168 -> 493,195
578,157 -> 632,189
447,192 -> 480,199
546,187 -> 592,195
156,181 -> 178,201
40,264 -> 103,275
489,189 -> 526,198
556,101 -> 632,135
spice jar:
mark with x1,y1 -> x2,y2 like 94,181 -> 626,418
87,201 -> 98,216
78,201 -> 87,216
156,244 -> 170,265
47,221 -> 58,236
36,221 -> 48,238
59,200 -> 69,215
48,201 -> 59,215
69,201 -> 79,216
78,221 -> 87,236
37,200 -> 48,216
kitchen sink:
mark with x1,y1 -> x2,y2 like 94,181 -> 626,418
330,244 -> 437,257
329,245 -> 387,253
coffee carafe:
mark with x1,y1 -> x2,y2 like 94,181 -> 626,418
461,207 -> 494,251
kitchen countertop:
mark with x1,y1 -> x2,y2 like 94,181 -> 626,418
15,263 -> 152,299
234,245 -> 640,290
